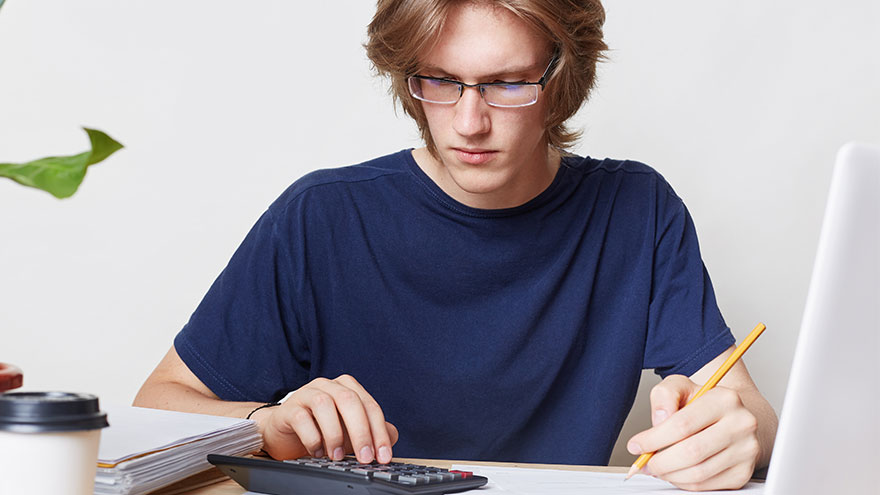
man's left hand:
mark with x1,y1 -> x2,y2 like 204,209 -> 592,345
626,374 -> 761,491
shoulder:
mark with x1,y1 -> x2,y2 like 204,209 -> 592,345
565,155 -> 678,194
561,154 -> 684,212
267,150 -> 413,216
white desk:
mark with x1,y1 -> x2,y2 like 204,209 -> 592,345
158,459 -> 628,494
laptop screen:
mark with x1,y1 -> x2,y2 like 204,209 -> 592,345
765,142 -> 880,494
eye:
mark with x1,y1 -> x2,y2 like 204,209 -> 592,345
425,78 -> 459,88
496,84 -> 528,93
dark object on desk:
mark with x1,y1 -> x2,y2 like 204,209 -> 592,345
0,363 -> 23,392
208,454 -> 489,495
0,391 -> 107,432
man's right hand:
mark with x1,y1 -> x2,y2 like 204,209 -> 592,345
133,347 -> 398,465
251,374 -> 399,464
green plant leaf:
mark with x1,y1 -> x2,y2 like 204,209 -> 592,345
0,128 -> 123,199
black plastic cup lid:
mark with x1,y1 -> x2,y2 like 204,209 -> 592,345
0,391 -> 109,433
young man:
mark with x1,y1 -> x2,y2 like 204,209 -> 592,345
135,0 -> 777,491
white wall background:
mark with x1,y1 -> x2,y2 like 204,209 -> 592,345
1,0 -> 877,466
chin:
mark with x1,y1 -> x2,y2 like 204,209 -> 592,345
447,168 -> 511,196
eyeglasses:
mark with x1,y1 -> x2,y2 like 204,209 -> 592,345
407,54 -> 558,108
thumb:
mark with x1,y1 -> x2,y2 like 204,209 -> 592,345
649,374 -> 698,426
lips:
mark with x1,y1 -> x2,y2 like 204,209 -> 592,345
453,148 -> 498,165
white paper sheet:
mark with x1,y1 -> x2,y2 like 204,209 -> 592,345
95,404 -> 262,495
451,464 -> 765,494
99,404 -> 260,465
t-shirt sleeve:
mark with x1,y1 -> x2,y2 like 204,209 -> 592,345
642,182 -> 735,378
174,207 -> 311,402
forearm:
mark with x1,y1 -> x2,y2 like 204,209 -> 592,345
133,380 -> 261,420
133,346 -> 285,444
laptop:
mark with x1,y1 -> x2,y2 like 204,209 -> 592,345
764,142 -> 880,494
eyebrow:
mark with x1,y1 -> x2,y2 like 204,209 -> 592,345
420,62 -> 543,82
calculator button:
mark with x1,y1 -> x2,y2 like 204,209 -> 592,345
396,476 -> 417,485
373,471 -> 398,481
397,475 -> 427,485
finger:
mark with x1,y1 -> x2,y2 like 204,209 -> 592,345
385,421 -> 399,446
665,458 -> 756,492
310,376 -> 377,463
263,402 -> 323,460
627,375 -> 699,455
335,374 -> 394,463
647,421 -> 731,477
651,403 -> 758,477
295,386 -> 349,460
302,378 -> 381,461
337,422 -> 398,457
649,375 -> 697,426
629,386 -> 731,456
290,406 -> 328,458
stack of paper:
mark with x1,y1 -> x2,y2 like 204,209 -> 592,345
95,405 -> 263,495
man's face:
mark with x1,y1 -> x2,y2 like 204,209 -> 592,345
416,3 -> 556,209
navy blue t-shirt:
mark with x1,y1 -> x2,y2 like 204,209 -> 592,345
175,149 -> 734,465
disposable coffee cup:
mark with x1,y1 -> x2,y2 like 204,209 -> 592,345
0,391 -> 109,495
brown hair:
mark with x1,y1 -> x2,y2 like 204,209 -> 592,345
365,0 -> 607,155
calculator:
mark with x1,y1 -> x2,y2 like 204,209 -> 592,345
207,454 -> 489,494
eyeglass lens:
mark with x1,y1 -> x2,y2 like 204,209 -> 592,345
409,78 -> 539,108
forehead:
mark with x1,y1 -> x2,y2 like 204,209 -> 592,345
420,3 -> 551,79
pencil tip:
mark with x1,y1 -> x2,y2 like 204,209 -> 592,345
624,464 -> 638,481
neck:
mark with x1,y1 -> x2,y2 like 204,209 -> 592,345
412,145 -> 561,210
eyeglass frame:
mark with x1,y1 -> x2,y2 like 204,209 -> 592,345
407,52 -> 559,108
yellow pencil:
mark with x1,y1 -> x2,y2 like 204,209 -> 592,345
625,322 -> 767,481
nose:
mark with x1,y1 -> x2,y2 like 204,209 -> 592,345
452,86 -> 491,137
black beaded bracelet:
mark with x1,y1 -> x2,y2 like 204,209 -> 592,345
246,401 -> 281,420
